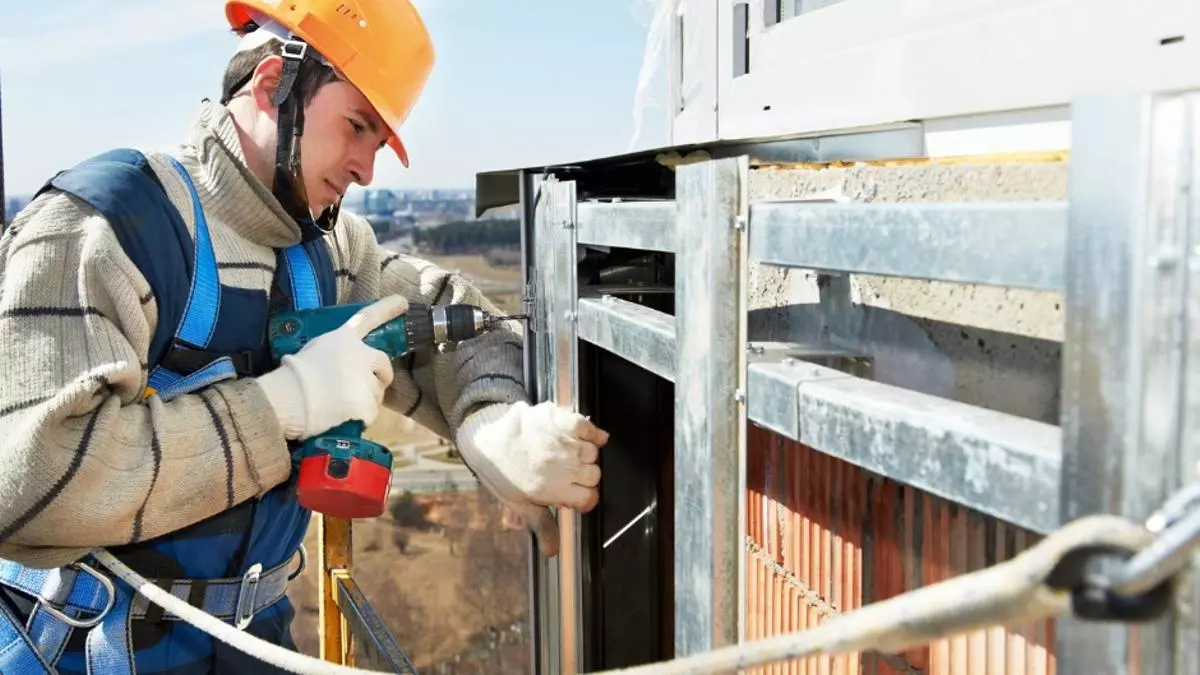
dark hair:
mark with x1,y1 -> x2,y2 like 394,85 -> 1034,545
219,22 -> 341,105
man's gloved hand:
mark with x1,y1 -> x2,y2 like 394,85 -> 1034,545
455,400 -> 609,557
256,295 -> 409,441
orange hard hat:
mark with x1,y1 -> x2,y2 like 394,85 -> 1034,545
224,0 -> 435,168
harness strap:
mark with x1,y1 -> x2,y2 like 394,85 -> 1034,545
0,552 -> 300,670
0,555 -> 298,624
0,597 -> 53,674
283,244 -> 324,309
125,556 -> 299,625
143,156 -> 236,403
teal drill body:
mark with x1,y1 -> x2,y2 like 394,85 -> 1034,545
268,301 -> 412,475
270,301 -> 414,361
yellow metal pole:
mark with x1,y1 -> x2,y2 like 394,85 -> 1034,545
559,509 -> 579,675
318,514 -> 355,665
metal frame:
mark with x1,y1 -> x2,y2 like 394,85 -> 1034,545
531,176 -> 584,674
672,157 -> 746,657
315,516 -> 418,673
677,0 -> 1200,152
1056,89 -> 1200,674
516,86 -> 1200,673
337,575 -> 419,674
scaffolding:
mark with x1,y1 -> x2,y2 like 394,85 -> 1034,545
494,87 -> 1200,674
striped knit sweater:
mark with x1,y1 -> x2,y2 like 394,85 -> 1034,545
0,100 -> 528,569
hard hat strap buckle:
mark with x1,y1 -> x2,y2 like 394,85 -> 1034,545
280,39 -> 308,62
270,39 -> 308,108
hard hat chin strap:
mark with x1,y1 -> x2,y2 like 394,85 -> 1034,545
268,38 -> 340,239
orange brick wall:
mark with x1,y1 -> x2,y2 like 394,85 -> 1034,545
745,423 -> 1056,675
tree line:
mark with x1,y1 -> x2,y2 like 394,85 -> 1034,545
413,219 -> 520,254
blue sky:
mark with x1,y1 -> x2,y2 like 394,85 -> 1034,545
0,1 -> 670,196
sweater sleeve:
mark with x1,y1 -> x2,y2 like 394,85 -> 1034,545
0,191 -> 293,570
330,213 -> 529,440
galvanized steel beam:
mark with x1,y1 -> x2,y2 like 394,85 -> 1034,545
576,200 -> 678,252
544,177 -> 584,675
673,157 -> 746,657
749,201 -> 1068,292
746,360 -> 1062,534
1056,90 -> 1200,675
576,296 -> 676,383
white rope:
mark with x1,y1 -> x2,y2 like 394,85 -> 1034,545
91,549 -> 393,675
88,513 -> 1164,675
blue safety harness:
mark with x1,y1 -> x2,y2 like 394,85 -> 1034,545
0,149 -> 335,674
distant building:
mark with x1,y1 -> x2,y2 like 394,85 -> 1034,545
4,195 -> 31,225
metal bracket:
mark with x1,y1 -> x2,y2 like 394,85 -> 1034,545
746,340 -> 874,379
234,562 -> 263,630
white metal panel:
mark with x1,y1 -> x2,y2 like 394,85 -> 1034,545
923,105 -> 1072,157
715,0 -> 1200,147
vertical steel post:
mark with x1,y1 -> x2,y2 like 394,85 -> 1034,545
673,157 -> 746,656
1058,89 -> 1200,674
535,175 -> 582,673
522,169 -> 553,675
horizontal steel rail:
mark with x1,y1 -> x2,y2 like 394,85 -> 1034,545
747,361 -> 1062,534
749,201 -> 1068,292
576,295 -> 676,382
574,285 -> 1061,534
335,575 -> 419,674
576,200 -> 678,252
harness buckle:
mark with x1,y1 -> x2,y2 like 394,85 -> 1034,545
234,563 -> 263,630
38,562 -> 116,629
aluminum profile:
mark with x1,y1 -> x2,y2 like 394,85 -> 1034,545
749,201 -> 1068,292
576,296 -> 676,383
673,158 -> 743,657
1056,91 -> 1200,675
576,200 -> 678,252
747,361 -> 1061,535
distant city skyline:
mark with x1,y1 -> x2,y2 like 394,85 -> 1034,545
0,1 -> 671,197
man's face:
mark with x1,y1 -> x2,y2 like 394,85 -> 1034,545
297,79 -> 391,212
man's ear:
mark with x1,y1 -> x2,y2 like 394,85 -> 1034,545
248,55 -> 285,117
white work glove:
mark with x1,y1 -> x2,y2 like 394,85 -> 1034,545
256,295 -> 409,440
455,401 -> 609,557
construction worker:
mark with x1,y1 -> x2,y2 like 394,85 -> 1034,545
0,1 -> 607,673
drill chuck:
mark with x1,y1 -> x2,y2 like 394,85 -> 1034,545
431,305 -> 484,344
429,305 -> 528,346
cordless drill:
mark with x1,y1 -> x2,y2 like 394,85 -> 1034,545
267,301 -> 526,519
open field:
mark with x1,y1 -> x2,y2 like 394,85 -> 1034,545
285,489 -> 531,671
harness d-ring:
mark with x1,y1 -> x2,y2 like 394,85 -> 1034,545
37,562 -> 116,629
287,545 -> 307,582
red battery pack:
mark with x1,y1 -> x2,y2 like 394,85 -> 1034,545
296,453 -> 392,519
